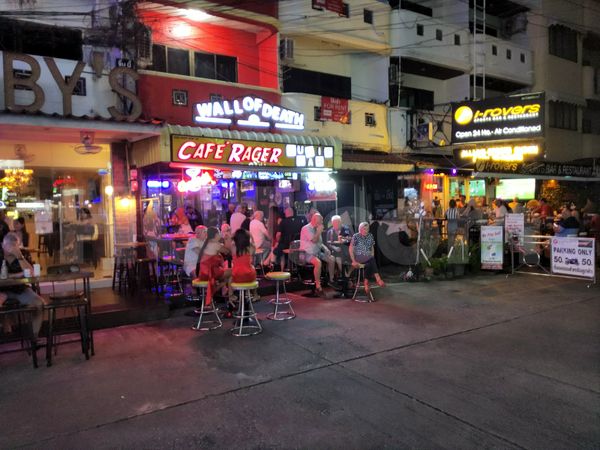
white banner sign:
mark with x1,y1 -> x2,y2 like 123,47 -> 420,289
505,213 -> 525,244
551,237 -> 596,280
481,226 -> 504,270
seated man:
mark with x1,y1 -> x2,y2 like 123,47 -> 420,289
300,213 -> 335,293
326,215 -> 351,278
183,225 -> 207,278
249,210 -> 271,266
0,232 -> 44,337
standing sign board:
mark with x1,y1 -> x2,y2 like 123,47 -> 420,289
551,237 -> 596,280
481,226 -> 504,270
505,213 -> 525,244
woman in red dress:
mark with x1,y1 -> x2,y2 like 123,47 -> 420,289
232,229 -> 257,284
197,227 -> 231,305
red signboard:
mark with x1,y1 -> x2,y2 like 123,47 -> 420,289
321,97 -> 349,123
312,0 -> 344,14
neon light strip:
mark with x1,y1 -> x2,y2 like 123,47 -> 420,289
238,120 -> 270,128
275,123 -> 304,130
194,117 -> 232,124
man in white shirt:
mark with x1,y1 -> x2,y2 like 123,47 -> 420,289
249,210 -> 271,263
300,213 -> 335,293
230,205 -> 246,234
183,225 -> 207,277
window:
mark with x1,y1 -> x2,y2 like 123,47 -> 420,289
506,49 -> 512,60
0,17 -> 82,61
399,87 -> 434,110
342,3 -> 349,17
400,0 -> 432,17
365,113 -> 376,127
454,34 -> 461,45
492,45 -> 497,55
167,48 -> 189,76
151,45 -> 237,82
65,75 -> 86,96
549,24 -> 578,62
549,101 -> 578,131
314,106 -> 322,121
172,89 -> 188,106
417,24 -> 424,36
210,93 -> 223,103
436,29 -> 443,41
283,66 -> 351,99
520,53 -> 525,63
363,9 -> 373,24
582,118 -> 591,134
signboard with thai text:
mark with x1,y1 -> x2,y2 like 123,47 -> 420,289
320,97 -> 349,123
551,237 -> 595,280
481,226 -> 504,270
171,135 -> 334,170
452,93 -> 544,144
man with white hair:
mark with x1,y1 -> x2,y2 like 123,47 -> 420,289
249,210 -> 271,264
326,214 -> 351,277
183,225 -> 207,278
230,204 -> 246,234
300,213 -> 335,293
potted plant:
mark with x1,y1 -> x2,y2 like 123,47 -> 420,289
468,243 -> 481,274
430,256 -> 448,278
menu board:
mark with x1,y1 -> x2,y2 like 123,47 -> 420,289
481,226 -> 504,270
505,213 -> 525,244
551,237 -> 595,280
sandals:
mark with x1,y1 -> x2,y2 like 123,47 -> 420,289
376,279 -> 386,288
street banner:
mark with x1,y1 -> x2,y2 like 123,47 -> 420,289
551,237 -> 596,280
321,97 -> 349,123
505,213 -> 524,244
481,226 -> 504,270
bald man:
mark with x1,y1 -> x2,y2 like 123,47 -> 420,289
300,213 -> 335,293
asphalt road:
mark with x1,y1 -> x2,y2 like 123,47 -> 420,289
1,272 -> 599,449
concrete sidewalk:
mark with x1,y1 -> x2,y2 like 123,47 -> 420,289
1,273 -> 598,449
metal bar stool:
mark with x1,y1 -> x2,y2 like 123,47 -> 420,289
265,272 -> 295,320
352,264 -> 374,303
230,281 -> 262,337
191,279 -> 222,331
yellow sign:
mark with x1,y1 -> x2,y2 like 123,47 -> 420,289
454,103 -> 541,125
460,144 -> 540,162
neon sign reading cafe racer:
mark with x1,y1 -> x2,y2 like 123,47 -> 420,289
193,96 -> 305,131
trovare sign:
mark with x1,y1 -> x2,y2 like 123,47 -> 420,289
452,93 -> 544,144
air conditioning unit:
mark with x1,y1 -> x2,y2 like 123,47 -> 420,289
280,38 -> 294,61
136,25 -> 153,68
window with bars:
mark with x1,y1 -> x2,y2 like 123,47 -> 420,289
549,101 -> 578,131
363,9 -> 373,24
549,24 -> 578,62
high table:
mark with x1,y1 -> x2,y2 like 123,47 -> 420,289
0,271 -> 94,364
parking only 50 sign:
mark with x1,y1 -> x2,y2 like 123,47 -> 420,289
551,237 -> 596,280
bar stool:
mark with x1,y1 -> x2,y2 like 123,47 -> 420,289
352,264 -> 374,303
191,279 -> 222,331
265,272 -> 295,320
134,257 -> 159,294
159,255 -> 183,296
230,281 -> 262,337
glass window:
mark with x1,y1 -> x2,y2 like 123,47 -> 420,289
216,55 -> 237,82
549,24 -> 578,62
417,24 -> 424,36
454,34 -> 461,45
492,45 -> 497,55
151,44 -> 166,72
194,52 -> 215,79
363,9 -> 373,24
167,47 -> 189,76
506,49 -> 512,60
436,29 -> 443,41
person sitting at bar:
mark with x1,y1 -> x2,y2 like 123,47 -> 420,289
300,213 -> 335,294
554,208 -> 580,237
171,207 -> 192,234
197,227 -> 232,305
326,215 -> 351,278
230,205 -> 246,234
349,222 -> 386,295
13,217 -> 29,248
183,225 -> 207,279
249,210 -> 271,266
0,232 -> 44,337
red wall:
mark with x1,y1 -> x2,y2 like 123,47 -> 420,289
138,73 -> 281,126
139,10 -> 278,89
